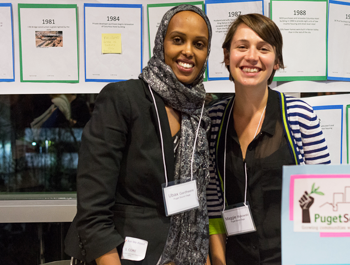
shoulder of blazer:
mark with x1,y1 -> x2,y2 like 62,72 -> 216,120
98,79 -> 149,99
109,79 -> 175,181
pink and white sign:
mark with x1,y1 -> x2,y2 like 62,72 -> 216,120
290,174 -> 350,237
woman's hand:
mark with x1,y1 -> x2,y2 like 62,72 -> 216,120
209,234 -> 226,265
95,248 -> 121,265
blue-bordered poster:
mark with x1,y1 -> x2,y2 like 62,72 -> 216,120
0,3 -> 15,82
84,3 -> 142,82
328,0 -> 350,81
313,105 -> 343,164
205,0 -> 264,81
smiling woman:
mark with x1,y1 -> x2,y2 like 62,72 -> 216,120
224,23 -> 279,90
163,11 -> 209,85
206,13 -> 330,265
65,4 -> 212,265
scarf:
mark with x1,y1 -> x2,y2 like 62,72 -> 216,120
139,4 -> 212,265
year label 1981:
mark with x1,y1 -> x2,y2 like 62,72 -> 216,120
42,19 -> 55,24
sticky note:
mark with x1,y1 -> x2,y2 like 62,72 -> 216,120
102,33 -> 121,54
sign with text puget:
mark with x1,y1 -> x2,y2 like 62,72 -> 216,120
282,164 -> 350,265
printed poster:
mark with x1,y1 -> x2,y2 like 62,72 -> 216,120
84,4 -> 142,82
0,3 -> 15,82
313,105 -> 343,164
18,4 -> 79,82
205,0 -> 264,80
328,0 -> 350,81
271,0 -> 328,81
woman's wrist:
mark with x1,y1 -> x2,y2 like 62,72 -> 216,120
95,248 -> 121,265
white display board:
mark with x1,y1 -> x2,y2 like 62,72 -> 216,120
0,0 -> 350,93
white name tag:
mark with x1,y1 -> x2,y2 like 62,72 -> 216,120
162,180 -> 199,216
121,237 -> 148,261
222,204 -> 256,236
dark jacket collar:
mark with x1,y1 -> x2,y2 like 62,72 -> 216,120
142,80 -> 175,182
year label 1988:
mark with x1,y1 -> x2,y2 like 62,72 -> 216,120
294,10 -> 306,15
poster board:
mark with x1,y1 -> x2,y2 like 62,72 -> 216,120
282,164 -> 350,265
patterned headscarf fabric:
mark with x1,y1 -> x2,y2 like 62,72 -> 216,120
139,4 -> 212,265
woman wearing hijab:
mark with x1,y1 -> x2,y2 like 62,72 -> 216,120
65,5 -> 212,265
206,14 -> 330,265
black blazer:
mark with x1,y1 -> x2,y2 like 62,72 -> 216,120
65,79 -> 175,264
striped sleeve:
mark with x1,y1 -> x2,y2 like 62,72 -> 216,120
285,97 -> 331,164
206,98 -> 231,235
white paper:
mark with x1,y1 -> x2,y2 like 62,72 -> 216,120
163,180 -> 199,216
206,1 -> 263,80
271,1 -> 327,78
222,205 -> 256,236
328,2 -> 350,80
147,4 -> 203,59
85,5 -> 142,81
313,107 -> 343,164
0,5 -> 14,81
19,6 -> 78,82
121,237 -> 148,261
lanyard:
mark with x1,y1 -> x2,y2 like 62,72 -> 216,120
222,101 -> 266,211
148,85 -> 205,187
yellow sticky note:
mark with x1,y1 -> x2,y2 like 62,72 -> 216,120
102,33 -> 121,54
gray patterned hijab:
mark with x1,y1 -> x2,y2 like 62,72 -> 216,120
139,4 -> 212,265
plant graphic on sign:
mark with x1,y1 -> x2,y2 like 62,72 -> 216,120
299,183 -> 324,223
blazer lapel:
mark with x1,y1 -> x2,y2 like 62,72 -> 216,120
143,81 -> 175,183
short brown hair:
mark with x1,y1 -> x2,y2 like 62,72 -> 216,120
222,13 -> 284,85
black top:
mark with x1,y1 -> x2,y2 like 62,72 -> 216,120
65,80 -> 175,264
217,89 -> 295,265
